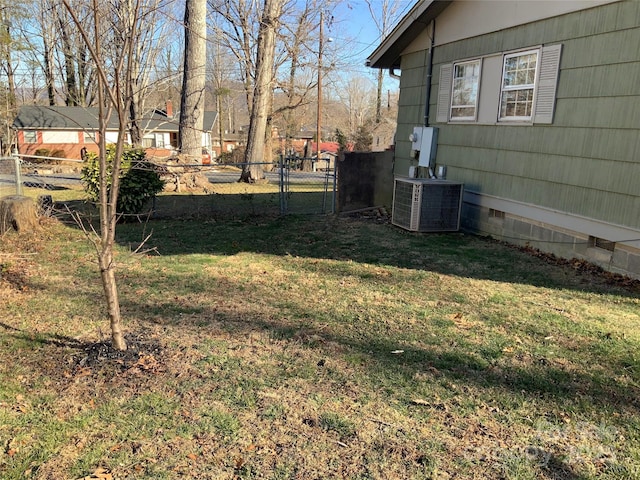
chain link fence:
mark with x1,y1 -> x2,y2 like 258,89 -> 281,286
1,154 -> 337,220
150,157 -> 336,218
0,156 -> 23,197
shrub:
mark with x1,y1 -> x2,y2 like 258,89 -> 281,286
32,149 -> 51,164
81,145 -> 165,216
31,148 -> 66,165
218,147 -> 244,165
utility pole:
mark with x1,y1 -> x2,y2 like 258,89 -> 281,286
316,11 -> 324,166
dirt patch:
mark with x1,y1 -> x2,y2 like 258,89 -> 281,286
69,332 -> 165,378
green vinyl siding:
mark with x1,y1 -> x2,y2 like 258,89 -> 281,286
441,126 -> 640,163
396,51 -> 430,174
441,144 -> 638,197
554,97 -> 640,129
398,86 -> 426,106
559,28 -> 640,69
557,63 -> 640,98
395,0 -> 640,230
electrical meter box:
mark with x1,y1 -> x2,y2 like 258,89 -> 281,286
409,126 -> 438,167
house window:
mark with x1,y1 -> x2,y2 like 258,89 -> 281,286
83,131 -> 96,144
142,133 -> 165,148
451,59 -> 481,120
499,50 -> 539,121
142,136 -> 155,148
155,134 -> 165,148
23,131 -> 37,143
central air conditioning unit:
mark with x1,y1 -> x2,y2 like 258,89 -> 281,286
392,177 -> 463,232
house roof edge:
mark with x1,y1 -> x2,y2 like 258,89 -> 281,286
366,0 -> 452,70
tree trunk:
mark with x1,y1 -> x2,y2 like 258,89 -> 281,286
57,12 -> 79,106
129,100 -> 142,146
99,251 -> 127,350
43,39 -> 56,106
241,0 -> 283,182
1,9 -> 17,113
0,196 -> 39,235
179,0 -> 207,159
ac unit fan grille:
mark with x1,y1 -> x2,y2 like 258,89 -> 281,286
419,184 -> 463,231
392,178 -> 463,232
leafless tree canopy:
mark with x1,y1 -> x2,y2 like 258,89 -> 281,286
5,0 -> 399,156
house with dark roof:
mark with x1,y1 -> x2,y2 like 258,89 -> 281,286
367,0 -> 640,279
12,104 -> 217,161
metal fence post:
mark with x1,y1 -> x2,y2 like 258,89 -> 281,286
279,155 -> 285,215
14,154 -> 23,196
332,167 -> 337,214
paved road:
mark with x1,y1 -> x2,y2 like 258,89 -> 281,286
1,166 -> 334,191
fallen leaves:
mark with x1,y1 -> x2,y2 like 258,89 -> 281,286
449,312 -> 476,329
78,467 -> 113,480
10,395 -> 28,414
126,354 -> 163,375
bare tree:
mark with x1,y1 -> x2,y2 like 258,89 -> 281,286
208,0 -> 259,114
365,0 -> 401,123
0,1 -> 25,154
210,0 -> 330,180
179,0 -> 207,159
239,0 -> 284,182
117,0 -> 172,146
38,0 -> 57,105
61,0 -> 151,351
19,0 -> 99,107
335,76 -> 376,141
147,32 -> 183,112
55,3 -> 82,105
277,1 -> 318,154
208,24 -> 236,157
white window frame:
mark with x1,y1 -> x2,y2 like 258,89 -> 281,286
499,49 -> 540,122
83,131 -> 96,144
450,59 -> 482,121
142,136 -> 154,148
154,133 -> 165,148
436,44 -> 561,125
23,131 -> 37,143
142,133 -> 167,148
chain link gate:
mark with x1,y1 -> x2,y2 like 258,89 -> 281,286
279,155 -> 336,215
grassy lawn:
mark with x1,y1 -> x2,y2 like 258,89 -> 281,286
1,208 -> 639,479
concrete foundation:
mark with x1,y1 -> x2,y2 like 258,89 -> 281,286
462,202 -> 640,280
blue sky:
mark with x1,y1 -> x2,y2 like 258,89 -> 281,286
325,0 -> 413,86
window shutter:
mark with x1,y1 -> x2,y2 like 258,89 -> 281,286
533,44 -> 562,124
436,63 -> 453,123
